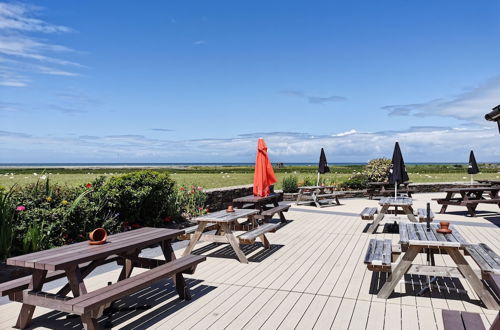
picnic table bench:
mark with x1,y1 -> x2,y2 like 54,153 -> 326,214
367,181 -> 416,199
296,186 -> 344,208
3,227 -> 205,330
368,223 -> 500,310
442,274 -> 500,330
233,193 -> 289,223
183,208 -> 278,263
434,186 -> 500,216
366,197 -> 417,234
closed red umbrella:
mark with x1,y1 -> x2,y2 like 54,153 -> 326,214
253,138 -> 277,197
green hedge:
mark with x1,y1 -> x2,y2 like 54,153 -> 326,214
0,170 -> 206,259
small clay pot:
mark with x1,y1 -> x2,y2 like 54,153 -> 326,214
226,205 -> 235,213
437,221 -> 452,234
89,228 -> 107,245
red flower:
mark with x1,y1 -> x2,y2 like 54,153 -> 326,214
85,183 -> 92,188
179,186 -> 185,191
131,223 -> 141,229
164,216 -> 172,223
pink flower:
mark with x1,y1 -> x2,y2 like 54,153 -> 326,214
16,205 -> 25,211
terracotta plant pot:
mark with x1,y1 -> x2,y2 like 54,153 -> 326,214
437,221 -> 452,234
226,205 -> 235,213
89,228 -> 107,245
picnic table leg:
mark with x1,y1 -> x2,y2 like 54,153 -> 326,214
378,245 -> 420,299
466,205 -> 477,217
313,193 -> 321,208
66,265 -> 88,296
296,191 -> 302,205
367,205 -> 388,234
56,259 -> 106,296
259,234 -> 271,249
161,240 -> 192,300
221,223 -> 248,264
15,269 -> 47,329
439,192 -> 453,214
118,251 -> 139,281
81,315 -> 99,330
183,222 -> 207,256
403,206 -> 417,222
272,200 -> 287,223
446,248 -> 500,310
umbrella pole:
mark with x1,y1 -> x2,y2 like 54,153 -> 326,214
395,183 -> 397,199
316,172 -> 320,186
470,174 -> 473,185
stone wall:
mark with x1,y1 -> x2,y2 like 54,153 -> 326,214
204,184 -> 254,211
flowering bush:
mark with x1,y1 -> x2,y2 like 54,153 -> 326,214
176,185 -> 207,220
1,171 -> 210,260
364,158 -> 391,182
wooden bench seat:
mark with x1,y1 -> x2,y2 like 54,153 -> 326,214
465,243 -> 500,278
364,239 -> 394,272
417,208 -> 435,222
238,223 -> 280,247
360,207 -> 378,220
0,255 -> 120,301
260,204 -> 290,223
177,223 -> 216,240
62,254 -> 205,327
442,310 -> 488,330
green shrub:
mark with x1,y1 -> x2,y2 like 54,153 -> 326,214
282,176 -> 298,193
364,158 -> 391,182
0,187 -> 15,260
176,185 -> 207,220
339,173 -> 369,190
3,171 -> 210,259
102,171 -> 178,229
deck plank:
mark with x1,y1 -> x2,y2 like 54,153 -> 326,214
0,193 -> 498,330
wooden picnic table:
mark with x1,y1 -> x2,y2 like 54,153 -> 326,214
377,223 -> 499,310
5,227 -> 204,329
434,186 -> 500,216
296,185 -> 343,208
233,193 -> 289,223
366,197 -> 417,234
367,181 -> 415,199
183,208 -> 273,264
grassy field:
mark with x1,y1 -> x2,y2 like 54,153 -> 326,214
1,168 -> 499,189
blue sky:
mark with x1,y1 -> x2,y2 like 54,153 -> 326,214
1,0 -> 500,163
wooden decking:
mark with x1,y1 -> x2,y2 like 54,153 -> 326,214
0,192 -> 499,329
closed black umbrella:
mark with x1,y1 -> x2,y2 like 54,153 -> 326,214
468,150 -> 480,184
388,142 -> 409,197
317,148 -> 330,185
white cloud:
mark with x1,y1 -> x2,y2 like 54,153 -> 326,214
0,2 -> 80,87
0,3 -> 71,33
1,127 -> 498,163
382,77 -> 500,123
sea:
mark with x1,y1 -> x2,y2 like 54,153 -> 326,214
0,162 -> 480,168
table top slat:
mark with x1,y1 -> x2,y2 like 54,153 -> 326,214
7,227 -> 157,267
232,194 -> 280,203
400,223 -> 468,248
193,208 -> 259,223
379,197 -> 413,206
8,227 -> 182,271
